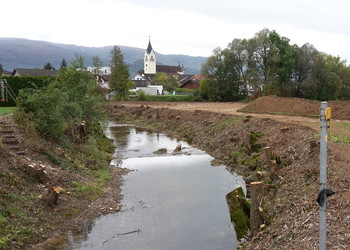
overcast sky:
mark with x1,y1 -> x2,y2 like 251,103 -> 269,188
3,0 -> 350,62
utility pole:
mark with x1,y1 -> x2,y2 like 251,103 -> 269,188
319,102 -> 329,250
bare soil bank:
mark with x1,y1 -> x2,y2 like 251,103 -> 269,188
108,100 -> 350,249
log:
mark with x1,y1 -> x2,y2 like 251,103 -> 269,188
250,181 -> 265,236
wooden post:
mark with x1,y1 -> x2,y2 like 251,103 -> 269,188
250,181 -> 264,236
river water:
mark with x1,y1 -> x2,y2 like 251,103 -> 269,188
62,122 -> 245,250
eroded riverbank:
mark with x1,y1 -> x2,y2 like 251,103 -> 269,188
107,103 -> 327,249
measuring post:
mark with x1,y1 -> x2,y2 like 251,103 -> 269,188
319,102 -> 329,250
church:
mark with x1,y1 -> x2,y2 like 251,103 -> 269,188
131,39 -> 185,83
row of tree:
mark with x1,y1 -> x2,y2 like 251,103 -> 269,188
200,28 -> 350,101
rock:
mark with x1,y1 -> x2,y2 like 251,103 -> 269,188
153,148 -> 167,154
173,144 -> 182,153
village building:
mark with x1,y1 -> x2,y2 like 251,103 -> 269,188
179,74 -> 204,89
12,68 -> 58,77
131,39 -> 201,94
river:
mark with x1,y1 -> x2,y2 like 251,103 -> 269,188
62,122 -> 245,249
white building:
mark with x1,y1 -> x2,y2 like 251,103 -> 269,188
144,39 -> 156,74
86,66 -> 111,75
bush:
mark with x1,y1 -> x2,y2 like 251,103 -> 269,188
0,76 -> 54,107
15,65 -> 105,142
263,84 -> 280,96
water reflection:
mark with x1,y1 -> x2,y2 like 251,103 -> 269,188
63,123 -> 245,250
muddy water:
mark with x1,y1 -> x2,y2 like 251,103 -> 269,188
64,122 -> 245,250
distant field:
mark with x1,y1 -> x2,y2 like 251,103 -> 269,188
0,107 -> 16,115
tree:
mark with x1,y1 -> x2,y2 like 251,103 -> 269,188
249,29 -> 277,85
152,72 -> 178,92
268,30 -> 295,87
92,55 -> 103,75
201,47 -> 245,101
227,39 -> 250,86
43,62 -> 55,70
72,53 -> 85,69
60,58 -> 68,71
199,78 -> 219,101
0,64 -> 4,75
109,46 -> 130,100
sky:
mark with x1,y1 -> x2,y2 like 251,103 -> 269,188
3,0 -> 350,62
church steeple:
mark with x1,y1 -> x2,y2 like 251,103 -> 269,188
144,37 -> 156,74
146,38 -> 153,54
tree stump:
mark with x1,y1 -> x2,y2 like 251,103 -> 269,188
264,147 -> 278,181
47,186 -> 63,207
26,163 -> 49,184
250,181 -> 265,236
264,147 -> 272,162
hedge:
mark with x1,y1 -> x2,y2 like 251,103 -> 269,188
0,76 -> 55,107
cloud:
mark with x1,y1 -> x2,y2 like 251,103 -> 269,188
2,0 -> 350,61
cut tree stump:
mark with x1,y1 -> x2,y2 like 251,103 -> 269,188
47,186 -> 63,207
250,181 -> 265,236
26,163 -> 49,184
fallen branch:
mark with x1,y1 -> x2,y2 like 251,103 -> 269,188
115,228 -> 142,236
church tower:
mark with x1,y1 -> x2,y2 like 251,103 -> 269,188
144,38 -> 156,74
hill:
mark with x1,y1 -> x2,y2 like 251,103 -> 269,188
0,38 -> 207,74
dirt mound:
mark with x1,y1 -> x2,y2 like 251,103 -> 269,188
240,95 -> 350,120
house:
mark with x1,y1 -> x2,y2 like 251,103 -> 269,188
12,68 -> 58,77
1,70 -> 12,76
179,74 -> 204,90
86,67 -> 111,75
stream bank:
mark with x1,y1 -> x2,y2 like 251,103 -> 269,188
107,103 -> 323,249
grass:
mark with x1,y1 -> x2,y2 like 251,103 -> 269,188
329,133 -> 350,144
338,122 -> 350,130
0,107 -> 16,115
138,95 -> 199,102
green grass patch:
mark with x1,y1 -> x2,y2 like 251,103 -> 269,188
0,107 -> 16,115
329,133 -> 350,144
139,95 -> 199,102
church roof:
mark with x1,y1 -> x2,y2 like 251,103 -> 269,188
147,40 -> 153,54
156,65 -> 183,74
